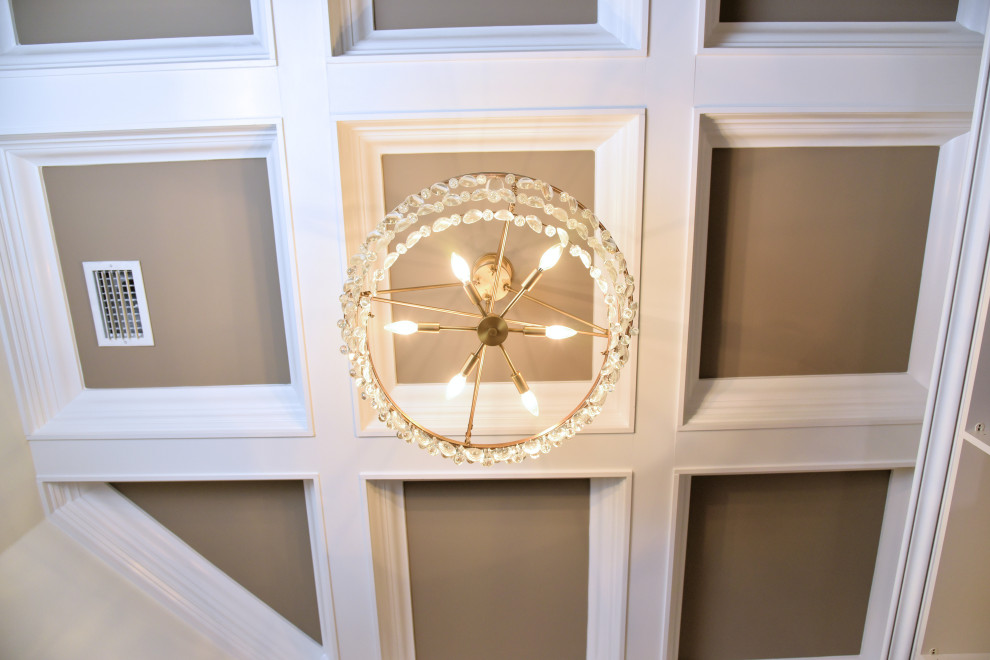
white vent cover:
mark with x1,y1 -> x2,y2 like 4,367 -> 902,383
82,261 -> 154,347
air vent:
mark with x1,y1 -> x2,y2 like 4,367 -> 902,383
82,261 -> 154,347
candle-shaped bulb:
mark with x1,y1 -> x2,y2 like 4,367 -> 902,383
384,320 -> 418,335
451,253 -> 471,283
545,325 -> 577,339
446,373 -> 467,399
520,390 -> 540,416
539,244 -> 563,270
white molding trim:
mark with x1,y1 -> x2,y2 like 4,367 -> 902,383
0,0 -> 275,71
336,111 -> 643,438
361,471 -> 632,660
679,111 -> 972,431
699,0 -> 987,50
889,16 -> 990,655
365,480 -> 415,660
664,468 -> 914,660
40,481 -> 325,660
0,125 -> 312,439
328,0 -> 646,57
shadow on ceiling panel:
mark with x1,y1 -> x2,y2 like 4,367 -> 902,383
44,158 -> 290,389
678,470 -> 890,659
719,0 -> 958,22
11,0 -> 253,45
382,151 -> 596,385
404,479 -> 589,660
372,0 -> 596,31
700,146 -> 938,379
111,480 -> 321,644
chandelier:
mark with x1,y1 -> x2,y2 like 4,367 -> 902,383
339,172 -> 637,464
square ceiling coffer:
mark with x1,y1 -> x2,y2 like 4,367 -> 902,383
82,261 -> 154,347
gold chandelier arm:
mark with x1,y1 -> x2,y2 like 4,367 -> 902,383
504,287 -> 606,333
375,282 -> 462,295
464,345 -> 486,445
507,325 -> 608,338
367,296 -> 483,321
488,219 -> 512,315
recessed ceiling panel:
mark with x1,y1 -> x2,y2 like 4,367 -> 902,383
11,0 -> 253,45
700,146 -> 937,379
678,470 -> 890,659
372,0 -> 595,31
111,480 -> 321,643
382,151 -> 596,386
719,0 -> 958,23
404,479 -> 589,660
45,158 -> 290,389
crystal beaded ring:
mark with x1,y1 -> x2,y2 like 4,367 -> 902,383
339,173 -> 637,464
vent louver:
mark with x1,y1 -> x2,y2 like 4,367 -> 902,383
82,261 -> 154,347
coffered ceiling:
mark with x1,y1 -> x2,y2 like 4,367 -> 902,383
1,1 -> 988,659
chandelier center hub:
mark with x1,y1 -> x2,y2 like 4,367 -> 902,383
477,315 -> 509,346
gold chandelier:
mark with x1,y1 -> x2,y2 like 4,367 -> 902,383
339,172 -> 637,464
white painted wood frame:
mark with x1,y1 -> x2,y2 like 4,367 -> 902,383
0,124 -> 312,439
39,478 -> 335,660
663,467 -> 913,660
336,111 -> 643,438
679,111 -> 973,431
327,0 -> 647,57
0,0 -> 275,70
362,471 -> 631,660
699,0 -> 989,51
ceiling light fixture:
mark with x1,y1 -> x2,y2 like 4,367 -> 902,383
339,172 -> 637,464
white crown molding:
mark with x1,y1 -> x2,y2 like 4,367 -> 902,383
328,0 -> 646,57
679,110 -> 972,431
362,471 -> 631,660
41,481 -> 327,660
335,111 -> 643,438
663,469 -> 913,660
0,0 -> 275,71
699,0 -> 988,51
0,125 -> 312,440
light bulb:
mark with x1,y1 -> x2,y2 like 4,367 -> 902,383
545,325 -> 577,339
384,320 -> 418,335
520,390 -> 540,416
539,244 -> 563,270
451,253 -> 471,283
446,373 -> 466,399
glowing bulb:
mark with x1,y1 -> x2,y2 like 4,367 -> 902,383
384,320 -> 418,335
545,325 -> 577,339
520,390 -> 540,416
539,244 -> 563,270
451,253 -> 471,283
446,373 -> 466,399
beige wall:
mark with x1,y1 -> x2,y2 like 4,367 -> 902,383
678,470 -> 890,659
922,441 -> 990,654
701,146 -> 937,378
383,151 -> 596,385
719,0 -> 957,22
112,480 -> 320,643
0,339 -> 43,554
372,0 -> 595,30
0,521 -> 232,659
45,159 -> 290,389
403,479 -> 589,660
11,0 -> 252,44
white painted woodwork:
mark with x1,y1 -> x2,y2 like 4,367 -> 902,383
0,520 -> 233,659
0,0 -> 984,657
0,126 -> 312,440
41,481 -> 328,660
